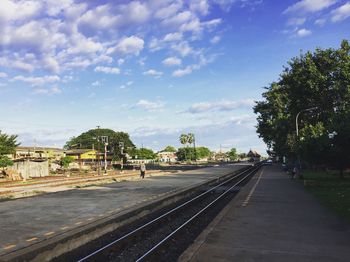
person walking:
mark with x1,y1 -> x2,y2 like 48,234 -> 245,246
140,162 -> 146,179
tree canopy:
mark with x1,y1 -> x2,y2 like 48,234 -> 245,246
132,148 -> 156,159
228,148 -> 238,161
176,146 -> 211,161
0,131 -> 19,169
254,40 -> 350,175
65,128 -> 135,160
161,146 -> 177,152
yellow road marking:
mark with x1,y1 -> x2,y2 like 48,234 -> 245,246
44,231 -> 55,236
26,237 -> 38,242
87,218 -> 94,221
3,244 -> 16,250
242,168 -> 264,207
61,226 -> 69,230
75,221 -> 83,225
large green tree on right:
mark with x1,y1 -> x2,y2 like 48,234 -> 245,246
254,40 -> 350,176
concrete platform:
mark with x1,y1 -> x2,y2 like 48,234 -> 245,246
0,164 -> 247,258
181,165 -> 350,262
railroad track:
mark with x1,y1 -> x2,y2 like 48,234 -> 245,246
63,164 -> 261,262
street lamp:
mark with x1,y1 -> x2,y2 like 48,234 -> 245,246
295,107 -> 318,137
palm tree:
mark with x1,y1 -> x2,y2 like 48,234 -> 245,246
187,133 -> 196,161
179,134 -> 189,161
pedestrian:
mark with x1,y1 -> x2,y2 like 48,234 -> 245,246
292,166 -> 298,179
140,162 -> 146,179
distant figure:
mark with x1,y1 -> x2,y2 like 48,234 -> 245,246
292,166 -> 299,179
140,162 -> 146,179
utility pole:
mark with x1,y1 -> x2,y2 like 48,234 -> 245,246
96,126 -> 100,176
100,136 -> 108,174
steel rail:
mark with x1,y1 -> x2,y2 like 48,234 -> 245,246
77,165 -> 257,262
135,166 -> 260,261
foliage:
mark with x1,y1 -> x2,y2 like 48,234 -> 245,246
65,128 -> 135,160
161,146 -> 177,152
254,40 -> 350,175
179,134 -> 189,146
176,147 -> 211,161
0,131 -> 19,156
0,156 -> 13,169
228,148 -> 238,161
132,148 -> 156,159
60,156 -> 74,168
303,170 -> 350,223
238,153 -> 247,159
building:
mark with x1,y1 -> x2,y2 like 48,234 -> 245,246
247,149 -> 261,162
157,151 -> 177,163
14,146 -> 65,160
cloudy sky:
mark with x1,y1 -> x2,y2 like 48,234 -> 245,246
0,0 -> 349,154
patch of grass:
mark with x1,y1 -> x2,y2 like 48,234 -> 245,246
303,170 -> 350,223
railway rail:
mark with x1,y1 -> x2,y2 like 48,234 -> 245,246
70,163 -> 261,262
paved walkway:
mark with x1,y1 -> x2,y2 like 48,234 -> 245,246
0,164 -> 247,257
181,165 -> 350,262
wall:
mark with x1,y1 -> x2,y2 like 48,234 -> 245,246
12,160 -> 49,179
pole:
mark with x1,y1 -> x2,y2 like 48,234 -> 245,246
104,143 -> 107,174
193,135 -> 196,162
97,126 -> 100,176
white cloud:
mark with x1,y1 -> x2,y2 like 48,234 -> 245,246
171,41 -> 193,57
210,35 -> 221,44
109,36 -> 144,55
190,0 -> 210,15
162,57 -> 182,66
187,99 -> 255,113
284,0 -> 337,14
163,32 -> 183,42
314,18 -> 327,26
295,28 -> 312,37
12,75 -> 60,86
331,2 -> 350,22
92,81 -> 101,86
143,69 -> 163,77
120,80 -> 133,89
172,66 -> 193,77
94,66 -> 120,74
136,99 -> 165,111
286,17 -> 306,26
0,72 -> 8,78
33,86 -> 62,95
117,58 -> 125,65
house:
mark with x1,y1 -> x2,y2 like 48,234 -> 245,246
14,146 -> 65,160
247,149 -> 261,162
65,149 -> 96,162
157,151 -> 177,163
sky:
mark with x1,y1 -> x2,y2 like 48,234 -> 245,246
0,0 -> 349,154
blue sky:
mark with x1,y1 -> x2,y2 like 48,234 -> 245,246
0,0 -> 349,154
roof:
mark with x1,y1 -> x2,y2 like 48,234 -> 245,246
65,149 -> 96,154
247,149 -> 261,157
17,146 -> 65,152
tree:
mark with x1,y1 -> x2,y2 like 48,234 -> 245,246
60,156 -> 74,176
254,40 -> 350,176
0,156 -> 13,170
65,128 -> 135,160
0,131 -> 19,170
179,134 -> 189,161
228,148 -> 238,161
132,148 -> 156,159
162,146 -> 177,152
176,147 -> 211,161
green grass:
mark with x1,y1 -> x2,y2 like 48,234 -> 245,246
303,170 -> 350,223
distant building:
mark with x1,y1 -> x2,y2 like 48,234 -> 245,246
14,146 -> 65,160
247,149 -> 261,162
211,152 -> 229,162
157,151 -> 177,163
